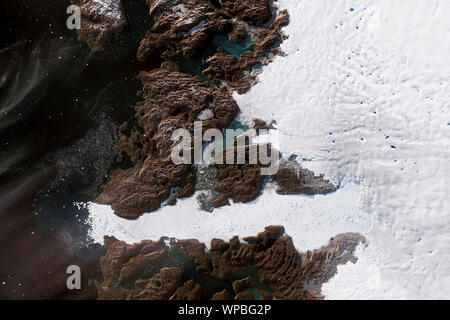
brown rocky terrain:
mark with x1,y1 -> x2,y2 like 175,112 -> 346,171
252,118 -> 277,131
136,0 -> 280,63
90,226 -> 366,300
85,1 -> 336,219
0,0 -> 361,302
219,0 -> 272,27
210,143 -> 277,208
137,0 -> 230,61
71,0 -> 127,50
274,166 -> 337,195
203,9 -> 290,93
91,0 -> 335,219
74,0 -> 289,91
92,0 -> 296,218
200,134 -> 337,209
96,62 -> 239,218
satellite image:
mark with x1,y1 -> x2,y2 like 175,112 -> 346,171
0,0 -> 449,307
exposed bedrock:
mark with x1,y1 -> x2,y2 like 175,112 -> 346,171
273,167 -> 337,196
87,0 -> 331,219
210,144 -> 278,208
252,118 -> 277,131
91,226 -> 366,300
71,0 -> 127,51
207,140 -> 336,209
137,0 -> 230,61
228,23 -> 249,43
136,0 -> 280,61
203,9 -> 290,93
94,0 -> 293,218
219,0 -> 272,27
135,0 -> 289,92
96,63 -> 239,218
211,163 -> 267,208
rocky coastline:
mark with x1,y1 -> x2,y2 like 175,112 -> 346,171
90,226 -> 366,300
77,0 -> 336,219
73,0 -> 363,301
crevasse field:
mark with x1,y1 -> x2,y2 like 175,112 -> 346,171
87,0 -> 450,299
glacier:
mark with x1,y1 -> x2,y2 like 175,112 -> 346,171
87,0 -> 450,299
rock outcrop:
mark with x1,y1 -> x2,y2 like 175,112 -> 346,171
96,63 -> 239,218
91,227 -> 366,300
203,9 -> 290,93
274,167 -> 337,195
136,0 -> 282,62
219,0 -> 272,27
84,0 -> 335,219
211,144 -> 277,208
95,0 -> 292,218
71,0 -> 127,51
137,0 -> 231,61
68,0 -> 358,304
252,118 -> 277,131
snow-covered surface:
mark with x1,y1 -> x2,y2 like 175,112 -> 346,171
87,182 -> 370,252
234,0 -> 449,299
86,0 -> 450,299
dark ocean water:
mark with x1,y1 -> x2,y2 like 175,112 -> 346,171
0,0 -> 257,299
0,0 -> 155,299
